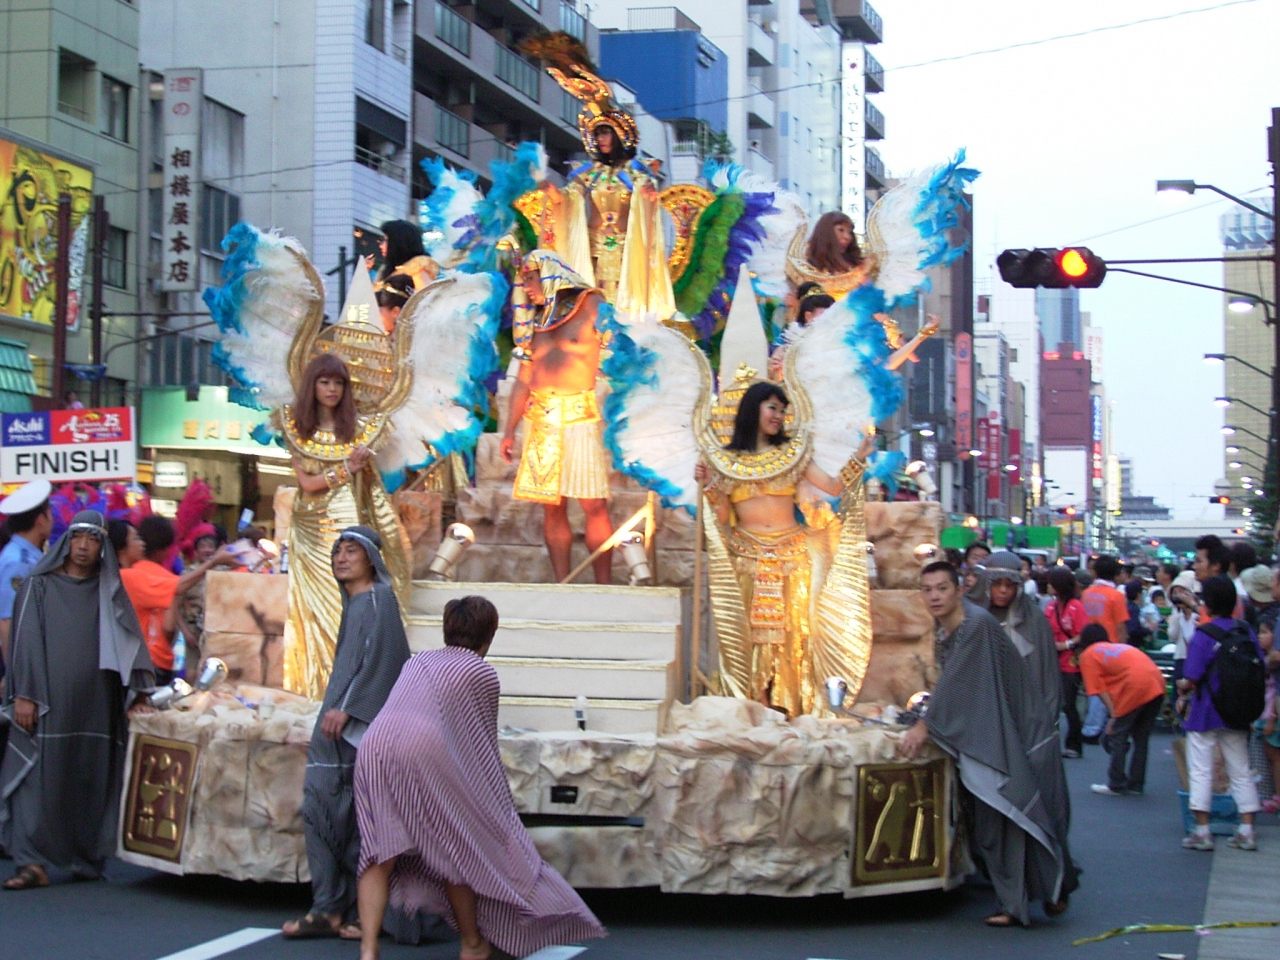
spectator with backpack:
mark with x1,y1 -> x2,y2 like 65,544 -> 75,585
1177,575 -> 1266,852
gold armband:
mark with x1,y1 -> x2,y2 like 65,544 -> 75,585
839,456 -> 866,490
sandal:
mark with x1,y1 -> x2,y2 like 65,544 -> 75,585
337,922 -> 362,940
984,912 -> 1025,927
281,913 -> 339,939
3,865 -> 49,891
1044,896 -> 1069,917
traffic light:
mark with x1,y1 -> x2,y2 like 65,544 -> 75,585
1209,496 -> 1231,505
1056,506 -> 1078,516
997,247 -> 1107,289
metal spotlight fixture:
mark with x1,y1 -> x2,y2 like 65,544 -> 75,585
905,460 -> 937,498
196,658 -> 228,692
619,531 -> 652,586
912,542 -> 940,563
428,523 -> 476,580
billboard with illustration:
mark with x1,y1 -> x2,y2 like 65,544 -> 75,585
0,135 -> 94,329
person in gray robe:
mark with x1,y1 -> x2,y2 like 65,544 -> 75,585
0,510 -> 155,889
283,525 -> 410,940
902,560 -> 1079,927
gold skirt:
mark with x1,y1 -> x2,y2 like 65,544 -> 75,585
282,469 -> 410,701
513,388 -> 611,504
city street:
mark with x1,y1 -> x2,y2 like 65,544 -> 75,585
4,730 -> 1275,960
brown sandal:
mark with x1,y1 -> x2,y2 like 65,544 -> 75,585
1044,896 -> 1070,917
3,865 -> 49,891
281,913 -> 339,939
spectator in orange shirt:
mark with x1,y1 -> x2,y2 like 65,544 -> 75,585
120,516 -> 239,684
1076,623 -> 1166,796
1081,555 -> 1129,645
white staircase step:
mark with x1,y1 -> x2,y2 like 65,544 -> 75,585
406,615 -> 678,661
410,580 -> 682,623
489,656 -> 672,700
499,696 -> 662,736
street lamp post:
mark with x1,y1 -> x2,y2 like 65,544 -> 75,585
1215,397 -> 1273,418
1204,353 -> 1274,380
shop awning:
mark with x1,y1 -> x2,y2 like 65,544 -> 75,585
0,338 -> 37,413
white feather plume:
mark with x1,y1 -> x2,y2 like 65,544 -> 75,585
424,167 -> 485,267
205,225 -> 322,411
788,300 -> 875,477
746,191 -> 805,299
604,315 -> 706,513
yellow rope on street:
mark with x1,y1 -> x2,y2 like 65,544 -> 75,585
1073,919 -> 1280,946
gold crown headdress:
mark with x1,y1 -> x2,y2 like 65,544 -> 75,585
519,32 -> 639,160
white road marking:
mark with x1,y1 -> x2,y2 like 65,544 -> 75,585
524,948 -> 588,960
152,927 -> 279,960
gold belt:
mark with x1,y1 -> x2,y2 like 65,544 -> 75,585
728,526 -> 807,642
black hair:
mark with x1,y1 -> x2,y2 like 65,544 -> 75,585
1150,588 -> 1166,601
1124,580 -> 1144,602
1047,566 -> 1077,600
794,280 -> 823,301
6,499 -> 50,535
726,381 -> 790,453
591,122 -> 635,164
1093,554 -> 1120,581
442,595 -> 500,651
1075,622 -> 1111,654
964,541 -> 991,562
376,271 -> 415,309
378,219 -> 426,278
944,547 -> 963,569
1161,562 -> 1182,581
796,293 -> 835,325
138,515 -> 176,558
921,560 -> 960,586
1074,568 -> 1094,588
1229,540 -> 1258,575
107,519 -> 133,555
1202,574 -> 1238,619
1195,534 -> 1230,574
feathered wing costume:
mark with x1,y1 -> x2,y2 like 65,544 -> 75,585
603,154 -> 978,714
202,224 -> 505,699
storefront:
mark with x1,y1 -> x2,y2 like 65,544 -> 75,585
139,386 -> 290,537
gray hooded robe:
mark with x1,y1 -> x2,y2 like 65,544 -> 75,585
0,510 -> 154,876
928,594 -> 1079,925
303,525 -> 410,921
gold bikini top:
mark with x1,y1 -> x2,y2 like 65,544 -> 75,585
728,477 -> 798,504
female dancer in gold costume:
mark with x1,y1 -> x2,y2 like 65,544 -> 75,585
695,381 -> 875,716
281,353 -> 409,700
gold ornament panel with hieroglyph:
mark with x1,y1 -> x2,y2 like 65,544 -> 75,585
853,759 -> 947,886
122,735 -> 199,862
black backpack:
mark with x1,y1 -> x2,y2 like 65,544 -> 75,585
1201,621 -> 1267,730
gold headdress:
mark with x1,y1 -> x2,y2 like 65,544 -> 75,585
519,32 -> 639,160
510,249 -> 600,361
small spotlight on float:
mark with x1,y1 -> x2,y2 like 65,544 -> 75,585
619,531 -> 652,586
428,523 -> 476,580
905,460 -> 937,498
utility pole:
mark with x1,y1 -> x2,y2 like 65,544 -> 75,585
1268,106 -> 1280,553
90,195 -> 107,407
51,194 -> 72,409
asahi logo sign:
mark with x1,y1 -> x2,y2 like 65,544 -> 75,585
0,407 -> 136,483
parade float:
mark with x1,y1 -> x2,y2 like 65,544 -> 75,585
118,35 -> 978,901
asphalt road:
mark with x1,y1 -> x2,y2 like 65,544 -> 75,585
2,729 -> 1265,960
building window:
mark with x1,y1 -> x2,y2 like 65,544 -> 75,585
365,0 -> 386,51
200,185 -> 241,255
355,97 -> 408,181
202,98 -> 245,188
104,226 -> 129,289
100,75 -> 129,141
57,50 -> 95,122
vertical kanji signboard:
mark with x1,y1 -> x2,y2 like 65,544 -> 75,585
161,68 -> 201,292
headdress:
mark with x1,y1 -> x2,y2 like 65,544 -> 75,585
511,250 -> 597,361
333,524 -> 391,586
519,32 -> 638,161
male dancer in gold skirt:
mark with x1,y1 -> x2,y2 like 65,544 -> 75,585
500,251 -> 614,584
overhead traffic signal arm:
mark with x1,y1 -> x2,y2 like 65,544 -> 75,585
998,247 -> 1107,289
1209,496 -> 1232,505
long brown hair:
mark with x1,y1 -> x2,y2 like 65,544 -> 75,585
806,212 -> 863,273
294,353 -> 357,443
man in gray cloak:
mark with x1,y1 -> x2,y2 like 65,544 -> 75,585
901,560 -> 1079,927
284,525 -> 410,940
0,510 -> 155,889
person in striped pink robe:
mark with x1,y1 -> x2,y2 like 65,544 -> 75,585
354,595 -> 605,960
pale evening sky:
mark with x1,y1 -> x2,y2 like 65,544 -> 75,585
869,0 -> 1280,521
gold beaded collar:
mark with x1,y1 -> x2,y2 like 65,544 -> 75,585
280,406 -> 386,462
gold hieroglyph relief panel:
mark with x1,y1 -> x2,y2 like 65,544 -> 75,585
122,735 -> 199,862
853,759 -> 946,886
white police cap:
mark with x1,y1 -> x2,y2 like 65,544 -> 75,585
0,479 -> 53,516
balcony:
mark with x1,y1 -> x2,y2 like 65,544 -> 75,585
746,146 -> 775,182
355,144 -> 407,182
865,144 -> 885,189
561,89 -> 580,126
435,104 -> 470,157
747,18 -> 776,68
746,83 -> 775,129
414,92 -> 530,175
864,99 -> 885,140
434,2 -> 471,56
831,0 -> 883,43
495,44 -> 540,102
864,48 -> 884,92
559,1 -> 586,41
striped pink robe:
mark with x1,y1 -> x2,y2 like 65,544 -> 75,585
355,646 -> 605,956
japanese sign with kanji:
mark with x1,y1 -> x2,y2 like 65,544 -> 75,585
161,68 -> 202,292
0,407 -> 137,483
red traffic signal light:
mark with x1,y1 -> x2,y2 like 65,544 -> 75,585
997,247 -> 1106,289
1210,496 -> 1231,505
1056,505 -> 1078,516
